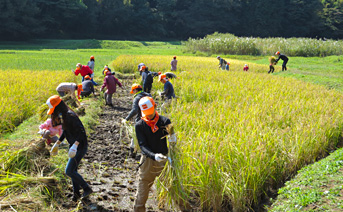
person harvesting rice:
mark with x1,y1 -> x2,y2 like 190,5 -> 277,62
133,96 -> 177,212
275,51 -> 289,71
48,95 -> 93,202
122,84 -> 152,157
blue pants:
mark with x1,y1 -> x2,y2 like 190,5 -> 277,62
65,146 -> 89,193
82,76 -> 98,86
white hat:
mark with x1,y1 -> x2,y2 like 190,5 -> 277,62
138,96 -> 156,116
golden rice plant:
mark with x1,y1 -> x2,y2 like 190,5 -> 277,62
113,55 -> 343,211
0,70 -> 76,134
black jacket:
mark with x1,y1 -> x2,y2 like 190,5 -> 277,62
135,115 -> 171,160
125,91 -> 152,122
275,54 -> 288,62
143,71 -> 154,89
58,110 -> 88,150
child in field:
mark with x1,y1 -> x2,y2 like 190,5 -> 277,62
100,70 -> 123,106
268,56 -> 277,74
225,62 -> 230,71
38,116 -> 63,145
243,64 -> 249,71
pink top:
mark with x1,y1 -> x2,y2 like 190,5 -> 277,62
101,71 -> 123,94
39,118 -> 63,136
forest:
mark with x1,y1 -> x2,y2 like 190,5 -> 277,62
1,0 -> 343,40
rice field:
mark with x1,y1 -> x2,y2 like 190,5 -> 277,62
113,55 -> 343,211
0,70 -> 75,134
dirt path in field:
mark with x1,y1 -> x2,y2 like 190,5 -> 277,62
62,84 -> 162,212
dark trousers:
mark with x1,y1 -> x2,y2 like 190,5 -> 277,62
144,85 -> 152,93
282,59 -> 288,71
65,146 -> 89,193
268,65 -> 275,74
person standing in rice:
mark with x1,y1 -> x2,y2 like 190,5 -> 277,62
87,56 -> 95,72
48,95 -> 93,202
56,82 -> 83,100
140,66 -> 149,85
74,63 -> 98,86
133,96 -> 177,212
100,70 -> 123,107
122,84 -> 152,157
81,75 -> 95,98
275,51 -> 289,71
225,62 -> 230,71
243,64 -> 249,72
102,65 -> 114,76
143,67 -> 155,93
170,56 -> 178,71
138,63 -> 145,76
87,56 -> 96,81
217,56 -> 227,70
159,74 -> 175,100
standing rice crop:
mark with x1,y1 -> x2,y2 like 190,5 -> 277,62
113,55 -> 343,211
0,70 -> 75,134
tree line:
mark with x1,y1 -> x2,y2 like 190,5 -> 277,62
1,0 -> 342,41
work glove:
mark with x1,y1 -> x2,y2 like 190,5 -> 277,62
50,141 -> 60,156
37,129 -> 45,136
68,143 -> 78,158
168,133 -> 177,146
154,153 -> 167,162
121,119 -> 127,124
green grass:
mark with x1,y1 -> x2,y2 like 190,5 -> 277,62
0,39 -> 186,72
269,148 -> 343,211
237,55 -> 343,92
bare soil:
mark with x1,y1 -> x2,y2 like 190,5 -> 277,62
62,85 -> 163,211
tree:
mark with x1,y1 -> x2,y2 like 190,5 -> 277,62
0,0 -> 43,40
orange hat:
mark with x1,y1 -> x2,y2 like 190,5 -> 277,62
90,55 -> 95,60
173,56 -> 177,59
140,66 -> 146,71
84,75 -> 92,80
159,74 -> 167,82
46,95 -> 62,115
139,96 -> 156,116
77,84 -> 83,99
275,51 -> 280,55
130,83 -> 142,94
158,72 -> 161,75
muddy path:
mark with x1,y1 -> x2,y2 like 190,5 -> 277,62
63,84 -> 163,211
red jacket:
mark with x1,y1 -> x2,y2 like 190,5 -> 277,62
74,65 -> 93,77
243,66 -> 249,71
101,72 -> 122,94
